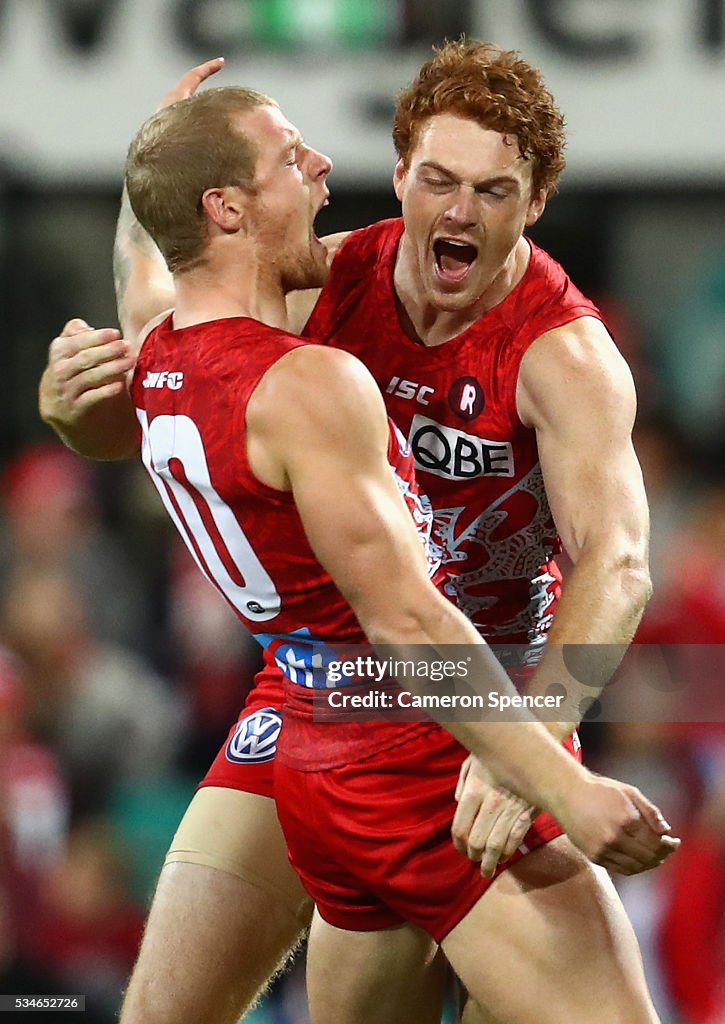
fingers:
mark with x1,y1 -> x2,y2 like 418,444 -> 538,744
625,786 -> 672,836
569,777 -> 682,877
592,796 -> 681,875
454,754 -> 474,802
597,833 -> 680,876
73,379 -> 128,409
595,848 -> 655,875
451,783 -> 482,855
52,326 -> 122,361
453,784 -> 534,877
472,797 -> 534,876
157,57 -> 225,111
188,56 -> 225,87
47,326 -> 134,412
660,835 -> 681,852
52,327 -> 127,372
500,806 -> 536,861
61,317 -> 93,337
616,789 -> 681,868
452,758 -> 537,876
474,799 -> 525,877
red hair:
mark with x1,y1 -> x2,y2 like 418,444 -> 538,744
393,40 -> 566,197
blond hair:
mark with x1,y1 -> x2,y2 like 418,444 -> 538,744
126,86 -> 275,272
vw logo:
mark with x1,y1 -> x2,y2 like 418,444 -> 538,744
225,707 -> 282,764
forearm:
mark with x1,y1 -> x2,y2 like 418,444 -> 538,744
364,598 -> 587,817
114,186 -> 173,341
526,546 -> 652,741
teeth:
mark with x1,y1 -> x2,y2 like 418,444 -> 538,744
442,239 -> 470,247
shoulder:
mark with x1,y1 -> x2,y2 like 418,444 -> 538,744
325,218 -> 403,269
524,315 -> 632,383
250,344 -> 386,437
320,231 -> 352,266
518,316 -> 636,428
510,241 -> 601,333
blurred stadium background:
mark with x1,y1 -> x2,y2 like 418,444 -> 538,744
0,1 -> 723,1021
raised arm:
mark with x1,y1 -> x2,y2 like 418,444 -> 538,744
113,187 -> 173,343
114,59 -> 229,339
249,345 -> 676,876
516,314 -> 651,734
38,60 -> 226,457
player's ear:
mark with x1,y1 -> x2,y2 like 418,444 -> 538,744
525,188 -> 546,227
393,159 -> 407,202
201,186 -> 248,233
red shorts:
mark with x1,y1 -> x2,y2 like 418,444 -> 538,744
274,725 -> 581,943
199,669 -> 284,799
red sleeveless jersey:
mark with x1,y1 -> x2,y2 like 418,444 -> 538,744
305,218 -> 603,658
130,314 -> 437,692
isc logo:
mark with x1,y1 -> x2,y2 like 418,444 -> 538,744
409,414 -> 514,480
142,370 -> 184,390
386,376 -> 434,405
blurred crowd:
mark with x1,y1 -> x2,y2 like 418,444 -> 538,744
0,267 -> 723,1023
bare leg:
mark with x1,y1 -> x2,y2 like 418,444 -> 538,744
443,836 -> 660,1024
120,788 -> 311,1024
306,910 -> 447,1024
120,861 -> 306,1024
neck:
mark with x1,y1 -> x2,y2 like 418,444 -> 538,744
394,235 -> 531,347
172,245 -> 289,332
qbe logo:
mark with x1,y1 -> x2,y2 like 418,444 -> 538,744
225,708 -> 282,764
409,415 -> 514,480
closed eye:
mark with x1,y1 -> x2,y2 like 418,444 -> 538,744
422,176 -> 456,190
476,187 -> 508,199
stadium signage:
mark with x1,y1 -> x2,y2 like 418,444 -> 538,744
1,0 -> 724,184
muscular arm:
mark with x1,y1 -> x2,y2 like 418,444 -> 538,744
114,58 -> 227,340
517,315 -> 652,737
114,185 -> 174,343
37,191 -> 172,460
248,346 -> 676,875
38,183 -> 170,459
39,58 -> 349,457
39,61 -> 228,457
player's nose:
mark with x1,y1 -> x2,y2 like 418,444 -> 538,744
308,147 -> 333,181
444,185 -> 478,229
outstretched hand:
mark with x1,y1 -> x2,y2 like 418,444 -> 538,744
157,57 -> 226,111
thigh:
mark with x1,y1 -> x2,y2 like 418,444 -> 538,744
306,910 -> 447,1024
165,786 -> 311,916
121,788 -> 312,1024
442,836 -> 660,1024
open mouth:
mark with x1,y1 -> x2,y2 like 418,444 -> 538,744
433,238 -> 478,283
311,192 -> 330,237
315,191 -> 330,217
